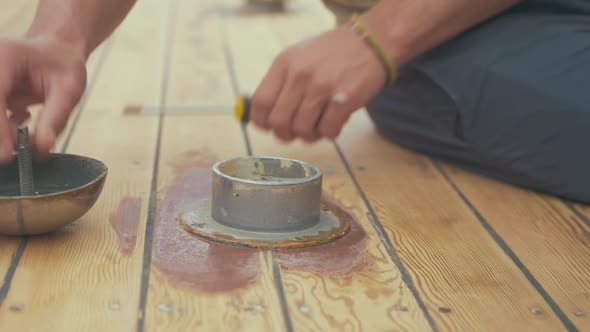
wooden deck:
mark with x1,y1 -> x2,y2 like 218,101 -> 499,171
1,0 -> 589,331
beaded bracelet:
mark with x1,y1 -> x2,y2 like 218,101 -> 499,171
350,13 -> 398,84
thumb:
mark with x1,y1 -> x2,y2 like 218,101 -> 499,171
0,99 -> 14,163
35,79 -> 84,155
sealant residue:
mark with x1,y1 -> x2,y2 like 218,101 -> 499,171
109,197 -> 142,256
278,195 -> 370,276
152,149 -> 260,293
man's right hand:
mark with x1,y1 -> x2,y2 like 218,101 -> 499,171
0,37 -> 87,163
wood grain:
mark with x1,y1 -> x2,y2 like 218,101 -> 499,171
143,116 -> 285,332
0,0 -> 165,330
165,0 -> 235,107
338,112 -> 568,331
0,0 -> 37,38
441,163 -> 590,330
142,0 -> 285,330
249,130 -> 432,331
224,3 -> 431,331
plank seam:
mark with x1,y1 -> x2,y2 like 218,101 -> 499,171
0,239 -> 28,306
562,200 -> 590,228
136,1 -> 177,330
334,142 -> 439,332
218,16 -> 240,97
0,36 -> 113,309
218,10 -> 292,331
218,16 -> 253,156
272,251 -> 295,332
432,160 -> 578,332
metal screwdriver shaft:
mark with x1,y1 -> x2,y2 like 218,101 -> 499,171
17,125 -> 35,196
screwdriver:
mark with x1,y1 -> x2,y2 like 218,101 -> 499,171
234,95 -> 328,129
125,95 -> 252,121
130,95 -> 322,127
234,95 -> 251,124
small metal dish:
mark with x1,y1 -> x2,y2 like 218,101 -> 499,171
0,153 -> 108,236
179,156 -> 350,249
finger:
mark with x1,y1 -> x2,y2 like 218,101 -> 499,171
317,89 -> 356,139
267,65 -> 311,142
250,54 -> 288,130
0,100 -> 14,163
292,79 -> 332,142
7,95 -> 42,111
35,79 -> 83,155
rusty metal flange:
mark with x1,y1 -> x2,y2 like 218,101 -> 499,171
178,156 -> 350,249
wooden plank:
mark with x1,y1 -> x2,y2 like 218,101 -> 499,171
440,163 -> 590,330
248,131 -> 432,331
573,204 -> 590,222
0,0 -> 166,330
142,0 -> 285,330
165,0 -> 235,107
223,3 -> 432,330
0,0 -> 37,37
338,112 -> 568,331
143,115 -> 285,332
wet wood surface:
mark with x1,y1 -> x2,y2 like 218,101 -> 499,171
0,0 -> 588,331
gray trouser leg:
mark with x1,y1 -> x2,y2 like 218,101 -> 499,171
366,66 -> 590,203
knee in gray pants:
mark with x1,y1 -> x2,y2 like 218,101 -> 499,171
366,66 -> 590,203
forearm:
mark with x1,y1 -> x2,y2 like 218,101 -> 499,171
26,0 -> 137,59
363,0 -> 522,64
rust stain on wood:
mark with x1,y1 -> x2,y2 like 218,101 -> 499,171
109,197 -> 142,256
152,149 -> 260,293
277,195 -> 370,276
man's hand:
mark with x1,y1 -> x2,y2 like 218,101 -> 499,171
0,37 -> 86,163
249,0 -> 522,144
0,0 -> 138,163
250,25 -> 387,143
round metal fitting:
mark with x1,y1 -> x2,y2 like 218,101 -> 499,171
178,156 -> 350,249
0,153 -> 107,235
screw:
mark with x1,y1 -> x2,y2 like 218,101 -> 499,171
109,301 -> 121,311
157,303 -> 172,312
245,303 -> 265,314
9,303 -> 24,312
300,305 -> 312,314
16,126 -> 34,196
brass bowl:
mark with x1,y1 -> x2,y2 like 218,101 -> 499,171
0,154 -> 108,236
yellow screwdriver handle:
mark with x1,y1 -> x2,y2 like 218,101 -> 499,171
234,96 -> 251,124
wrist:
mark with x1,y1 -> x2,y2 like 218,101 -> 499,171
361,1 -> 422,65
26,17 -> 89,60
